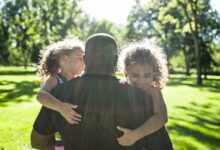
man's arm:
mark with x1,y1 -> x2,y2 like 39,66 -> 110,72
31,130 -> 55,150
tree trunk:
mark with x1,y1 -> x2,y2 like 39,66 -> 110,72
190,0 -> 202,85
204,67 -> 207,79
194,39 -> 202,85
21,28 -> 28,69
186,56 -> 190,76
183,45 -> 190,75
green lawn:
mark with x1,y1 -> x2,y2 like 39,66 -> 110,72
0,66 -> 220,150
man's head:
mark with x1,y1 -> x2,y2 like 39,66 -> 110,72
84,33 -> 118,75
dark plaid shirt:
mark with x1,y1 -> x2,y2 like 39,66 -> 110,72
33,74 -> 172,150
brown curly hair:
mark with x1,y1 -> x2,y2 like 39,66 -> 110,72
118,41 -> 168,88
37,39 -> 84,81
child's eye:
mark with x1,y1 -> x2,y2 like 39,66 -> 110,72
144,74 -> 152,78
76,56 -> 83,61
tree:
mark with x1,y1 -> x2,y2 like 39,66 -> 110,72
0,9 -> 10,65
126,0 -> 220,85
0,0 -> 83,67
77,16 -> 126,46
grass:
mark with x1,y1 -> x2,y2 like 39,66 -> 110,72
164,75 -> 220,150
0,67 -> 40,150
0,66 -> 220,150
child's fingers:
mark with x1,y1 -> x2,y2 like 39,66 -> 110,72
68,115 -> 81,122
70,117 -> 79,124
73,116 -> 81,122
117,137 -> 122,141
72,120 -> 79,124
117,126 -> 127,133
66,118 -> 74,124
69,110 -> 81,118
67,117 -> 79,125
65,103 -> 78,109
117,137 -> 127,146
151,81 -> 159,88
73,112 -> 81,118
117,135 -> 124,141
70,104 -> 78,109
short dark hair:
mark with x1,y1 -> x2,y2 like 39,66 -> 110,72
84,33 -> 118,74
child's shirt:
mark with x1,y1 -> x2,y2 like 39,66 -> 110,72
54,74 -> 66,85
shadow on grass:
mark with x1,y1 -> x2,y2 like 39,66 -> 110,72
0,80 -> 39,106
167,124 -> 220,148
175,102 -> 220,123
169,102 -> 220,149
0,70 -> 36,75
167,76 -> 220,93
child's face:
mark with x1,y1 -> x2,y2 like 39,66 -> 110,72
66,48 -> 85,76
125,63 -> 154,90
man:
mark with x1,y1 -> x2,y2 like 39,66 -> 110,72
31,33 -> 153,150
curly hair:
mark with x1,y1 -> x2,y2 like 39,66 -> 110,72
37,39 -> 84,81
118,41 -> 168,88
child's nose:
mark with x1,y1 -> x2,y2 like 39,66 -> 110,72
136,79 -> 145,86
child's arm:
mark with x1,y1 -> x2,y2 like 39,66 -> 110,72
117,87 -> 168,146
37,76 -> 81,124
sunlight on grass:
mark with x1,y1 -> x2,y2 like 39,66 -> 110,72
0,101 -> 40,149
163,74 -> 220,150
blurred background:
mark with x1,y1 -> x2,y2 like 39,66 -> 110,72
0,0 -> 219,149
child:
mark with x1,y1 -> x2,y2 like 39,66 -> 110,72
117,42 -> 173,150
36,39 -> 85,125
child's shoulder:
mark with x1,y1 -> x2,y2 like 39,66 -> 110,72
44,75 -> 59,86
46,75 -> 58,81
148,87 -> 162,96
118,78 -> 128,85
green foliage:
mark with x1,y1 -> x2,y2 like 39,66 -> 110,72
0,0 -> 127,66
125,0 -> 220,78
0,0 -> 219,76
76,16 -> 126,47
0,0 -> 83,67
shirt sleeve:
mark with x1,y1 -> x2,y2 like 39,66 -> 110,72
33,106 -> 57,135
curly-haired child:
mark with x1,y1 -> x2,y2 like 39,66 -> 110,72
117,41 -> 173,150
37,39 -> 85,125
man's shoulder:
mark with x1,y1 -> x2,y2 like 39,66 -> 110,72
110,79 -> 147,101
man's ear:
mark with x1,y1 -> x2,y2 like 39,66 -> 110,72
114,54 -> 118,67
83,55 -> 87,65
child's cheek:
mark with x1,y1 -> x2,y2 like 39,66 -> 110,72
128,77 -> 137,86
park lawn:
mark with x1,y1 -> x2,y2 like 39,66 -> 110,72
0,66 -> 220,150
164,75 -> 220,150
0,67 -> 40,150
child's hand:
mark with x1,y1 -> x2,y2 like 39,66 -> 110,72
59,103 -> 81,124
150,81 -> 159,88
142,81 -> 159,91
117,126 -> 138,146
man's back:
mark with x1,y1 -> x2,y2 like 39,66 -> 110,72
51,74 -> 153,150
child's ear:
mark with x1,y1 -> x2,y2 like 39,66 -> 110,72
59,55 -> 67,66
124,68 -> 128,77
61,55 -> 68,61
